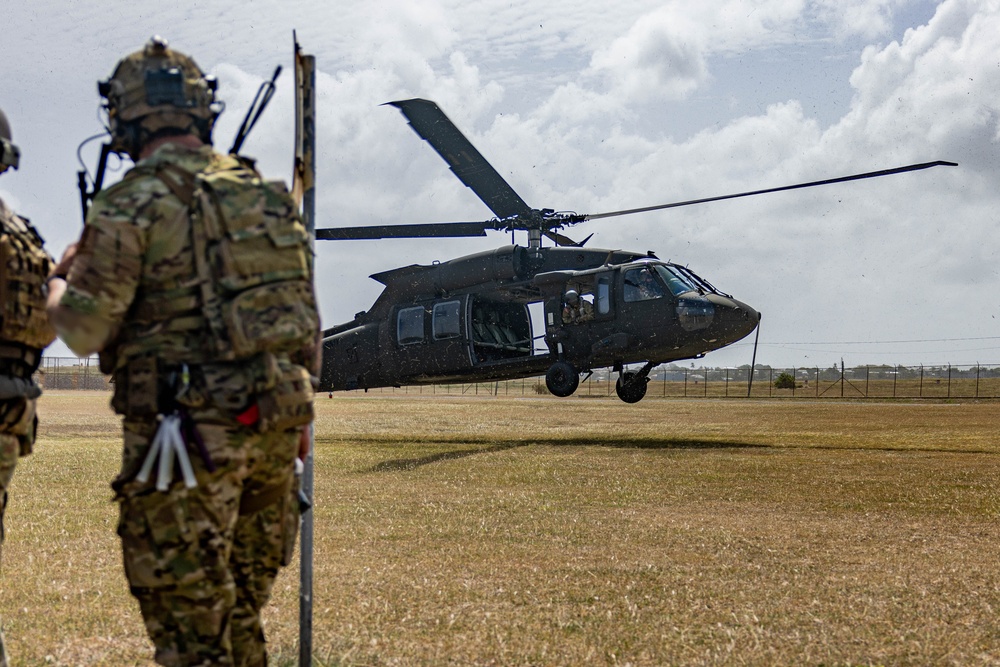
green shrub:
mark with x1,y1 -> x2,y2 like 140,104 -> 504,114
774,372 -> 796,389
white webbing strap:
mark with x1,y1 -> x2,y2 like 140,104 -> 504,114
136,414 -> 198,491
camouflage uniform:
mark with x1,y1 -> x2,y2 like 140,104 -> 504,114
0,197 -> 55,667
56,142 -> 313,667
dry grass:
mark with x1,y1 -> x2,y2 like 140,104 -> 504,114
2,392 -> 999,666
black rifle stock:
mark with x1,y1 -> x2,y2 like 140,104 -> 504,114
230,65 -> 282,156
77,142 -> 112,224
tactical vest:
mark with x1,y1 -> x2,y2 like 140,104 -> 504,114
152,156 -> 319,364
0,201 -> 55,375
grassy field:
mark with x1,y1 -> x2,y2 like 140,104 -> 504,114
1,392 -> 999,666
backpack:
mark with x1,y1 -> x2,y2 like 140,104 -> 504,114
155,156 -> 320,363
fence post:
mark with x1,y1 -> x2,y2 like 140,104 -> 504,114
919,365 -> 924,397
976,364 -> 980,399
893,365 -> 898,398
947,364 -> 952,398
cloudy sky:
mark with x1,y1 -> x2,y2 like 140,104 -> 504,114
3,0 -> 998,369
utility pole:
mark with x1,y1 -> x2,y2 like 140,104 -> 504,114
293,33 -> 316,667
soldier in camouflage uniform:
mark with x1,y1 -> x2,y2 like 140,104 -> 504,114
47,38 -> 319,667
0,108 -> 56,667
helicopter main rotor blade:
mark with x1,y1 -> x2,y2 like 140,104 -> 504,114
316,220 -> 496,240
584,160 -> 958,221
387,98 -> 534,221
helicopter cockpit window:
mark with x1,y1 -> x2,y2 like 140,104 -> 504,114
623,267 -> 665,302
654,265 -> 699,296
397,306 -> 425,345
432,300 -> 461,340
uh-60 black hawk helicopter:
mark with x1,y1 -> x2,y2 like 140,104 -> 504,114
315,98 -> 954,403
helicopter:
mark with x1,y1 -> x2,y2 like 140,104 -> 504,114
315,98 -> 954,403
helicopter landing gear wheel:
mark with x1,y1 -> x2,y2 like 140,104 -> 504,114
616,371 -> 648,403
546,361 -> 579,397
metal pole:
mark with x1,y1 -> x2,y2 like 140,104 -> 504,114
294,35 -> 316,667
746,318 -> 760,398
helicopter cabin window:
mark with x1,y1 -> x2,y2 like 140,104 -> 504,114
623,267 -> 665,302
562,288 -> 596,325
432,300 -> 462,340
397,306 -> 425,345
596,275 -> 612,315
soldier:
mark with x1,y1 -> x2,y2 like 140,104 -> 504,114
46,37 -> 320,667
0,108 -> 56,667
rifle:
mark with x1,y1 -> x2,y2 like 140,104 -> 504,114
77,140 -> 112,224
230,65 -> 282,155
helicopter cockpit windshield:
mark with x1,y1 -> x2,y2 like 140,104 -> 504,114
653,264 -> 699,296
657,263 -> 731,298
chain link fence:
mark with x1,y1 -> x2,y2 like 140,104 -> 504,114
37,357 -> 1000,399
36,356 -> 111,390
337,363 -> 1000,399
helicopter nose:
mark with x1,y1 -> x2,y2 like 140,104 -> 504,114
707,295 -> 759,345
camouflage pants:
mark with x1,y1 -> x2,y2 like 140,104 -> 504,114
0,433 -> 16,667
114,418 -> 300,667
0,396 -> 36,667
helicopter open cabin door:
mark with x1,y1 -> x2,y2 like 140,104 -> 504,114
469,296 -> 535,364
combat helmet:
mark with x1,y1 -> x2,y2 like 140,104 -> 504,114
99,36 -> 221,157
0,108 -> 19,173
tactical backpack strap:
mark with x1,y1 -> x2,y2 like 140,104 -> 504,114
151,162 -> 230,356
153,163 -> 197,205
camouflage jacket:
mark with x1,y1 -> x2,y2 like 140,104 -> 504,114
59,143 -> 317,376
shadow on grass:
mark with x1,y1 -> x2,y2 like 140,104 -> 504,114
362,436 -> 997,472
367,437 -> 765,472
